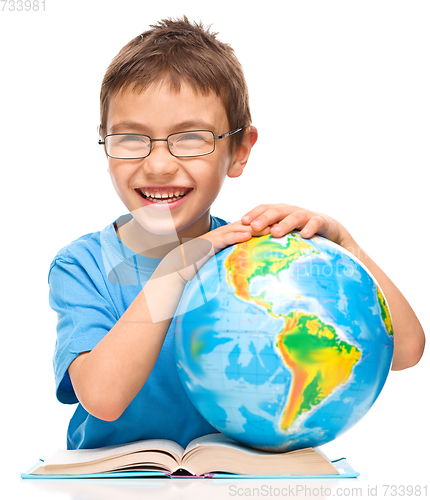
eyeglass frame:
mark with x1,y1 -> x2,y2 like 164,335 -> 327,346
98,127 -> 243,159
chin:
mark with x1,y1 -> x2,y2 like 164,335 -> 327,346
130,206 -> 181,236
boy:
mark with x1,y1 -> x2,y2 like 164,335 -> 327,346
49,17 -> 425,450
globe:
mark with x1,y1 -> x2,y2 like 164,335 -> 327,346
174,233 -> 394,452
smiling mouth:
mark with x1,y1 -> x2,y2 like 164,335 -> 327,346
137,188 -> 193,203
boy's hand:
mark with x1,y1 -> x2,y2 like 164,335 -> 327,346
199,219 -> 271,255
241,203 -> 352,247
156,221 -> 270,284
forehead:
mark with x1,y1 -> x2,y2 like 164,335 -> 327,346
106,81 -> 229,134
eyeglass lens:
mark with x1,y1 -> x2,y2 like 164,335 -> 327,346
105,131 -> 215,159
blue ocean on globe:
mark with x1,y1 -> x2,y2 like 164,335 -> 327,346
175,233 -> 394,451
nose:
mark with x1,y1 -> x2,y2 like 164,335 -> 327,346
142,140 -> 179,176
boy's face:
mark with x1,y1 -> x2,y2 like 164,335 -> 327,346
104,82 -> 255,240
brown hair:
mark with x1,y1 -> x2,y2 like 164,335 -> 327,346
99,16 -> 251,149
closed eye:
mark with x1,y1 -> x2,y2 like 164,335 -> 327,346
118,135 -> 147,143
177,133 -> 206,141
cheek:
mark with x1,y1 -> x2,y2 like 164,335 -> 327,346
194,167 -> 224,194
108,159 -> 132,186
108,166 -> 121,192
107,162 -> 133,202
217,148 -> 235,174
198,151 -> 233,185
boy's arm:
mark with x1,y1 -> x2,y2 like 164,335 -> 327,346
338,231 -> 425,371
68,221 -> 269,421
241,203 -> 425,371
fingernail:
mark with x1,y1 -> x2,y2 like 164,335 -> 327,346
253,220 -> 261,229
242,216 -> 250,223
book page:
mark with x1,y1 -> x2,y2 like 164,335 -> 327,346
183,433 -> 309,458
181,433 -> 339,477
43,439 -> 185,466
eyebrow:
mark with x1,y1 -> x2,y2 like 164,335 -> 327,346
109,121 -> 147,134
109,120 -> 216,135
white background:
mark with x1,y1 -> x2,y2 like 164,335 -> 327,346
1,1 -> 428,499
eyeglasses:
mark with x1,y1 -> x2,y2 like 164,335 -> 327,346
98,128 -> 242,159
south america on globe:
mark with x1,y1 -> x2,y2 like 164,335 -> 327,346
175,233 -> 394,451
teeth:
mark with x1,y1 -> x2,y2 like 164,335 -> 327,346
140,188 -> 190,202
143,189 -> 189,199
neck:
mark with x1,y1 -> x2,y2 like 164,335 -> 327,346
116,211 -> 211,259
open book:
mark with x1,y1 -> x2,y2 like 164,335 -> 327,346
23,433 -> 352,479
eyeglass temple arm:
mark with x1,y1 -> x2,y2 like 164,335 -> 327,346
214,127 -> 243,140
97,127 -> 243,144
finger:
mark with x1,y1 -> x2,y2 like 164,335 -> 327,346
206,224 -> 253,254
250,205 -> 305,231
230,220 -> 256,231
219,226 -> 271,250
249,207 -> 289,231
300,215 -> 326,238
241,204 -> 296,226
269,211 -> 310,236
251,226 -> 272,237
231,224 -> 271,240
241,204 -> 272,225
230,220 -> 271,235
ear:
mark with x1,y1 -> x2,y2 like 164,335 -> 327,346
227,126 -> 258,178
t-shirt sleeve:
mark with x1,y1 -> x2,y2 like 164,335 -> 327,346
49,256 -> 119,404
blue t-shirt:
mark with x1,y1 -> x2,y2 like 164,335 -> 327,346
49,214 -> 229,450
